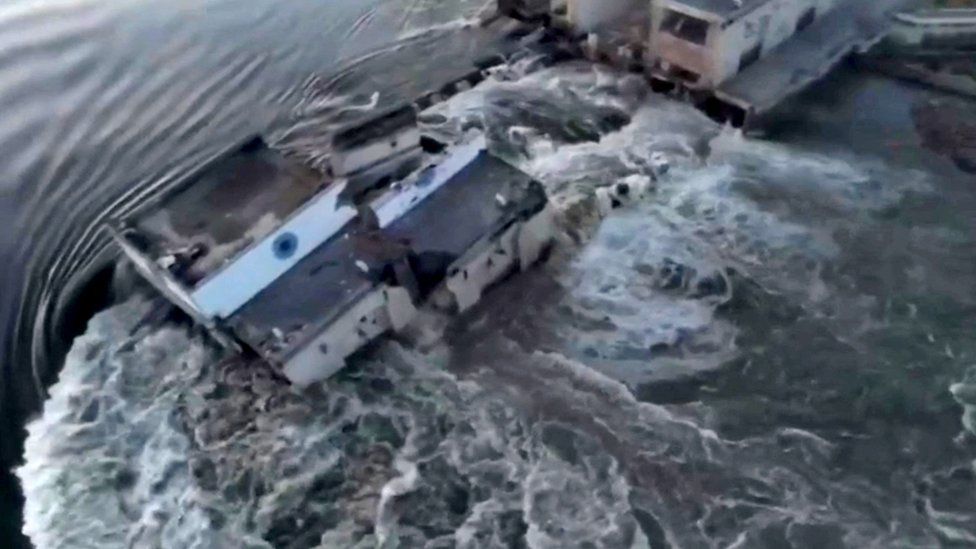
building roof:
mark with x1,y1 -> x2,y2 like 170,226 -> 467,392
125,137 -> 328,288
230,146 -> 547,363
664,0 -> 770,22
716,0 -> 905,113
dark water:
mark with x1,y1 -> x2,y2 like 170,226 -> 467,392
5,1 -> 976,548
14,56 -> 976,547
0,0 -> 492,545
0,0 -> 493,411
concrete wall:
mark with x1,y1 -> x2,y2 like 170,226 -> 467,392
887,9 -> 976,49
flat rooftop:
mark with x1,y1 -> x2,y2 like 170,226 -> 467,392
128,138 -> 329,287
229,149 -> 547,363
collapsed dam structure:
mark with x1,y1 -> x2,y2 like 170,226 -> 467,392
503,0 -> 916,125
0,1 -> 931,544
8,0 -> 918,413
95,0 -> 921,386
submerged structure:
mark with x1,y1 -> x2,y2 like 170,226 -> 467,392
99,0 -> 913,386
111,121 -> 554,385
864,8 -> 976,100
886,8 -> 976,52
647,0 -> 844,88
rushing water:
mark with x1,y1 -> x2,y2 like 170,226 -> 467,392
0,0 -> 493,438
15,50 -> 976,548
0,1 -> 493,544
6,1 -> 976,548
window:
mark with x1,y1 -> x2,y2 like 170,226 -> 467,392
661,9 -> 710,46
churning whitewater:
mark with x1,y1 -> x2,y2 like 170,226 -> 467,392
0,0 -> 494,446
18,56 -> 976,549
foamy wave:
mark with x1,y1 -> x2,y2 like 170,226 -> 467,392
18,53 -> 961,549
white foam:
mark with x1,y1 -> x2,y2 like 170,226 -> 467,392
19,53 -> 957,549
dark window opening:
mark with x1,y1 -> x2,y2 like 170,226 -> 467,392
796,8 -> 815,32
649,77 -> 677,94
738,42 -> 762,72
420,136 -> 447,154
668,64 -> 701,83
661,10 -> 709,46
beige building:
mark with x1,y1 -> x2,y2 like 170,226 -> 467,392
648,0 -> 841,88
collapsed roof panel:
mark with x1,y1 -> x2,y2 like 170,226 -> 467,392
228,137 -> 553,380
113,131 -> 555,386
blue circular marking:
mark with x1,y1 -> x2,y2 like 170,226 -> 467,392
273,232 -> 299,259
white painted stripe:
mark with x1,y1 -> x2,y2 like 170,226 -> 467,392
191,181 -> 356,319
375,135 -> 486,228
192,135 -> 488,319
